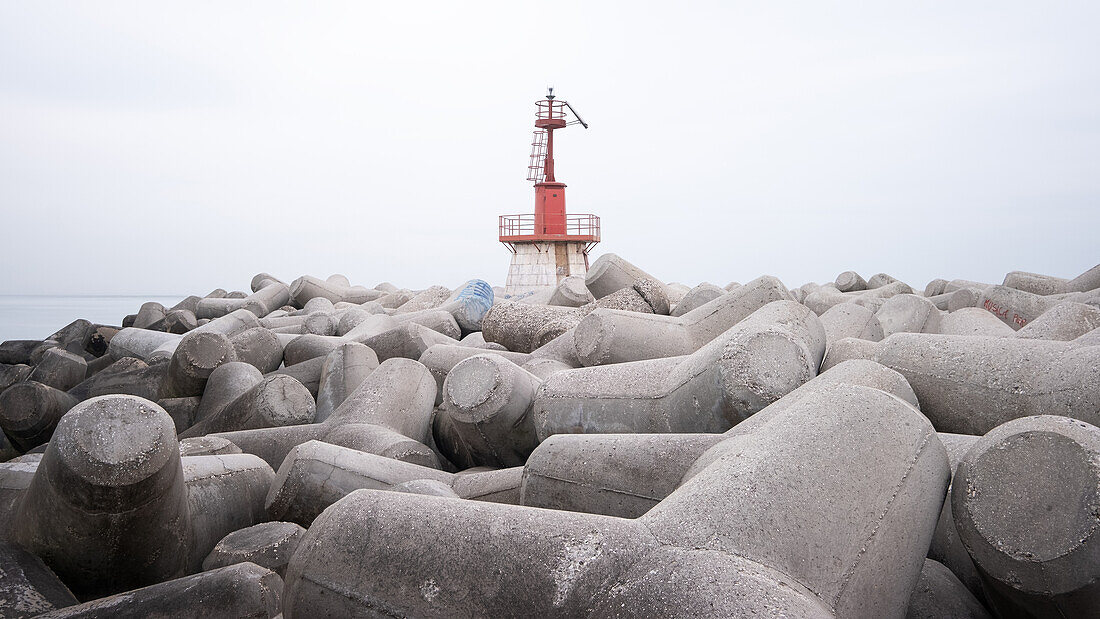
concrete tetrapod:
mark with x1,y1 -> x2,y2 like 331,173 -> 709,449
179,374 -> 316,438
33,562 -> 283,619
521,359 -> 918,518
0,540 -> 79,617
835,270 -> 868,292
827,332 -> 1100,434
266,440 -> 521,526
533,300 -> 825,438
669,282 -> 725,317
873,294 -> 943,337
229,327 -> 284,373
159,330 -> 238,399
976,285 -> 1062,330
314,342 -> 379,422
191,361 -> 264,426
27,348 -> 86,392
433,353 -> 542,468
926,433 -> 985,603
572,275 -> 794,366
282,381 -> 949,618
195,281 -> 290,320
548,275 -> 593,307
904,559 -> 991,619
951,415 -> 1100,617
105,309 -> 262,364
481,302 -> 585,353
1013,300 -> 1100,341
935,308 -> 1014,337
418,343 -> 530,405
803,280 -> 914,315
11,395 -> 192,599
584,252 -> 666,300
211,358 -> 438,471
202,521 -> 305,578
289,275 -> 380,307
0,381 -> 79,452
818,302 -> 884,349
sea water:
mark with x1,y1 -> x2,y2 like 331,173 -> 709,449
0,295 -> 184,343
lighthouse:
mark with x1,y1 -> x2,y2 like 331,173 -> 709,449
499,88 -> 600,296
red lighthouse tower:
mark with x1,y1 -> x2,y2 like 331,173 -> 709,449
499,88 -> 600,295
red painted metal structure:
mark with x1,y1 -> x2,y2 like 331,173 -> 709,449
499,89 -> 600,254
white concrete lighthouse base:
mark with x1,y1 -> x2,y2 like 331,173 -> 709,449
504,242 -> 590,296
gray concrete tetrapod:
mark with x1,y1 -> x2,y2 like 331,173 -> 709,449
27,348 -> 86,392
905,559 -> 991,619
533,300 -> 825,438
548,275 -> 593,307
265,440 -> 522,526
926,432 -> 985,603
0,540 -> 79,617
952,415 -> 1100,617
977,285 -> 1062,330
12,395 -> 191,599
936,307 -> 1014,337
1014,300 -> 1100,341
281,381 -> 948,618
584,252 -> 666,300
818,302 -> 884,348
196,281 -> 290,320
315,342 -> 379,422
202,521 -> 305,578
873,293 -> 943,337
803,280 -> 914,315
182,453 -> 276,573
829,332 -> 1100,434
212,358 -> 438,471
835,270 -> 868,292
159,330 -> 238,399
418,343 -> 530,405
572,275 -> 794,366
289,275 -> 380,307
669,282 -> 725,317
0,381 -> 78,452
229,326 -> 284,373
433,353 -> 542,468
481,302 -> 585,353
192,361 -> 263,425
521,359 -> 919,518
392,285 -> 452,314
179,374 -> 315,438
32,562 -> 282,618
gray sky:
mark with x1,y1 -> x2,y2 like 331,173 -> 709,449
2,1 -> 1097,296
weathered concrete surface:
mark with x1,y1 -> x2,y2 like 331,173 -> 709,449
213,358 -> 438,471
0,381 -> 78,451
0,541 -> 78,618
202,521 -> 305,578
1014,301 -> 1100,341
533,301 -> 825,438
521,359 -> 919,518
904,559 -> 991,619
433,353 -> 542,468
572,275 -> 794,366
265,440 -> 521,526
829,333 -> 1100,434
12,396 -> 191,599
281,381 -> 947,618
952,415 -> 1100,617
32,562 -> 282,618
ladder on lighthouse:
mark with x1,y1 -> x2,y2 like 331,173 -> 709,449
526,131 -> 547,182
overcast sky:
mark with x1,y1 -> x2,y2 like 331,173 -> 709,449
1,2 -> 1097,296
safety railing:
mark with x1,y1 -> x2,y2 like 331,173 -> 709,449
498,213 -> 601,241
